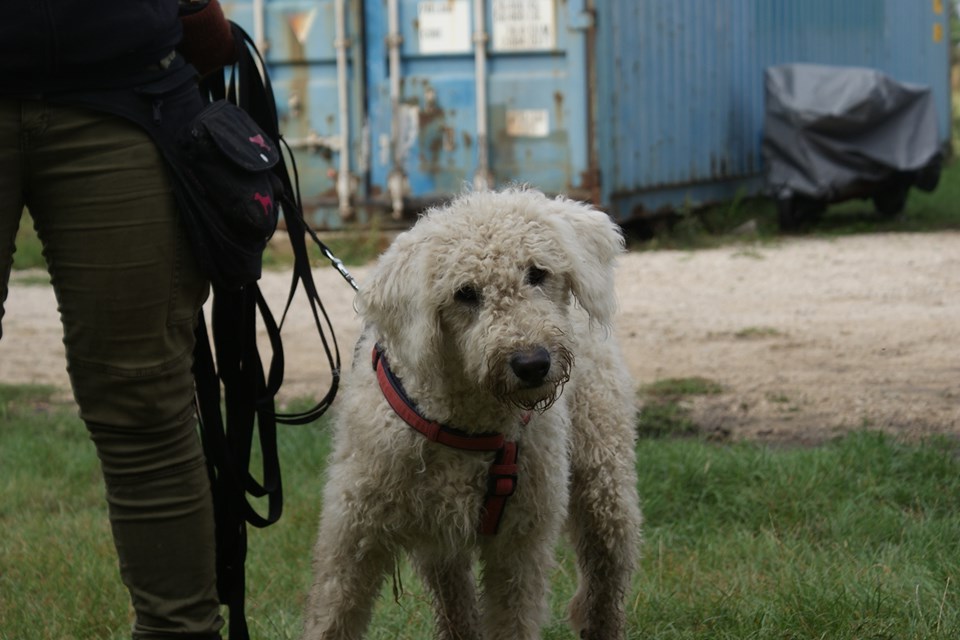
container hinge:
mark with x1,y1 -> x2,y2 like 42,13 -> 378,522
581,167 -> 601,203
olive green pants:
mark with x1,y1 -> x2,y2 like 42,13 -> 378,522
0,99 -> 223,639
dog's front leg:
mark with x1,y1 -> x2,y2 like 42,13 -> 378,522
478,532 -> 556,640
566,417 -> 643,639
300,507 -> 394,640
413,550 -> 483,640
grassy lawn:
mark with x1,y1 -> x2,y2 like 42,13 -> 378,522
3,384 -> 960,639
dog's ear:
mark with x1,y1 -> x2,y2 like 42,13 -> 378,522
355,232 -> 441,366
545,197 -> 625,326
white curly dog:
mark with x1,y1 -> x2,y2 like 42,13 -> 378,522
301,188 -> 642,640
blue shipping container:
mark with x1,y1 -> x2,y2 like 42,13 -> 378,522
222,0 -> 951,227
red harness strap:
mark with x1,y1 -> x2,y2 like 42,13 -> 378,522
372,345 -> 520,535
479,440 -> 519,535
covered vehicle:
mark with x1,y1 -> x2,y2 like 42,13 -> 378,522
762,63 -> 942,231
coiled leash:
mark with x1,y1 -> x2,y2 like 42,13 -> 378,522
50,5 -> 358,634
187,21 -> 359,640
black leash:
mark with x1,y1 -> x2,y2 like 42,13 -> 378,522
192,23 -> 359,639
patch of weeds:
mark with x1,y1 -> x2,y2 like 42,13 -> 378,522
319,223 -> 392,266
0,383 -> 58,405
263,218 -> 392,270
636,402 -> 701,439
637,376 -> 724,439
668,200 -> 710,247
731,247 -> 765,260
0,383 -> 61,421
624,157 -> 960,250
733,326 -> 784,340
642,376 -> 724,398
631,191 -> 784,251
12,209 -> 45,271
791,159 -> 960,236
765,391 -> 801,414
9,270 -> 50,287
766,392 -> 791,404
695,189 -> 782,240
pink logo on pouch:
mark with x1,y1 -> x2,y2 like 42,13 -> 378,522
248,134 -> 270,151
253,192 -> 273,216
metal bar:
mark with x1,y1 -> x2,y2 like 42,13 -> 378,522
387,0 -> 406,218
579,0 -> 600,202
284,132 -> 341,152
473,0 -> 492,191
253,0 -> 266,54
334,0 -> 353,218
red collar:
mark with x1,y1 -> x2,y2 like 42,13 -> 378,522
372,345 -> 522,535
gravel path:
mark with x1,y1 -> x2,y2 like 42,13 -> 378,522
3,231 -> 959,444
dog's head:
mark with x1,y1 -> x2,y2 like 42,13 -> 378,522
357,187 -> 623,412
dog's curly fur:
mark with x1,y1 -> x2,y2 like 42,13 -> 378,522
301,188 -> 642,640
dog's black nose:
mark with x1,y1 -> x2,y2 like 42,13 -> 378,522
510,347 -> 551,386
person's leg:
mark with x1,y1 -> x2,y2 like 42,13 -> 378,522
21,100 -> 222,639
0,100 -> 27,339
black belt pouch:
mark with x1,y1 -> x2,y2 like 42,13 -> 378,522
51,58 -> 282,290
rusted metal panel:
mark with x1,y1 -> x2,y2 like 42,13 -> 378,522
597,0 -> 951,219
223,0 -> 368,227
224,0 -> 949,227
364,0 -> 595,217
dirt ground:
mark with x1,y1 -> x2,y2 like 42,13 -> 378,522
3,230 -> 960,445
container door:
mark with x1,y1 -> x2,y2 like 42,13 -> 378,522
364,0 -> 594,216
222,0 -> 367,228
596,0 -> 951,222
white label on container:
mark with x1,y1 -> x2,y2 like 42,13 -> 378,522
491,0 -> 556,51
506,109 -> 550,137
417,0 -> 472,54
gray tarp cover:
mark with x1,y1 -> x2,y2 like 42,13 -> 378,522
763,63 -> 940,199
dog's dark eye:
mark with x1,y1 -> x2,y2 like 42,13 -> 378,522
454,285 -> 481,305
526,266 -> 549,287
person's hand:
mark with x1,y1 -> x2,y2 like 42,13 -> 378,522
178,0 -> 238,77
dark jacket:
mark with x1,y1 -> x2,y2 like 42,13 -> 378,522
1,0 -> 183,93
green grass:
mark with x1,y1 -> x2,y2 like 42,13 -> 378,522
5,383 -> 960,639
732,326 -> 784,340
262,221 -> 392,271
642,377 -> 725,399
630,158 -> 960,250
631,433 -> 960,639
11,209 -> 45,271
9,209 -> 387,275
637,377 -> 724,439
